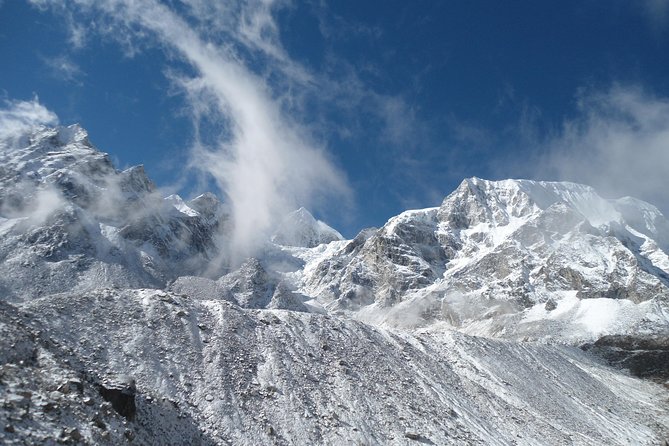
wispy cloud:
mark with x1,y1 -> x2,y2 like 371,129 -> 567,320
641,0 -> 669,35
42,54 -> 85,84
0,97 -> 59,148
32,0 -> 351,264
28,0 -> 87,48
29,0 -> 438,242
312,1 -> 383,43
539,85 -> 669,213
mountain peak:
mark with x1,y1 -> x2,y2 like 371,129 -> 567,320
271,207 -> 343,248
53,123 -> 89,146
445,177 -> 624,228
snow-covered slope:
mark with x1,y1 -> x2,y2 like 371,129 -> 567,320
2,125 -> 669,445
4,288 -> 666,445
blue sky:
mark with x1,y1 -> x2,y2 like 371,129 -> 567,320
2,0 -> 669,239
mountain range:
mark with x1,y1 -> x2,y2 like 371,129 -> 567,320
1,125 -> 668,445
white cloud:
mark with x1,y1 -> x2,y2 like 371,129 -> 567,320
541,85 -> 669,213
67,21 -> 87,49
0,97 -> 59,148
642,0 -> 669,34
27,187 -> 67,226
43,54 -> 85,84
178,0 -> 303,72
38,0 -> 350,265
30,0 -> 433,254
28,0 -> 87,48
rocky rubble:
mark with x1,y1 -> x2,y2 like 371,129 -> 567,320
10,289 -> 669,445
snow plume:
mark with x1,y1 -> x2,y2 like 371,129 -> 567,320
356,292 -> 443,330
0,98 -> 59,149
358,290 -> 518,330
0,182 -> 62,225
33,0 -> 350,265
542,85 -> 669,215
25,187 -> 68,226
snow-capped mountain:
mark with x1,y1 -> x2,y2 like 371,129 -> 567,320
295,177 -> 669,342
1,125 -> 668,445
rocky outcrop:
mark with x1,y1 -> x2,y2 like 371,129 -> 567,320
0,301 -> 212,445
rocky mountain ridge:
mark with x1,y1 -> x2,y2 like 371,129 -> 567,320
0,125 -> 230,301
291,177 -> 669,343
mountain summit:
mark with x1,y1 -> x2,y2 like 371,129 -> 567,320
293,177 -> 669,341
271,207 -> 343,248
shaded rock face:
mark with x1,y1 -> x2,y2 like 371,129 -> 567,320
583,335 -> 669,381
225,258 -> 274,307
0,302 -> 38,366
19,207 -> 96,262
268,281 -> 309,312
170,268 -> 308,312
188,192 -> 229,223
118,165 -> 155,198
118,211 -> 216,262
169,275 -> 233,302
98,376 -> 136,420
